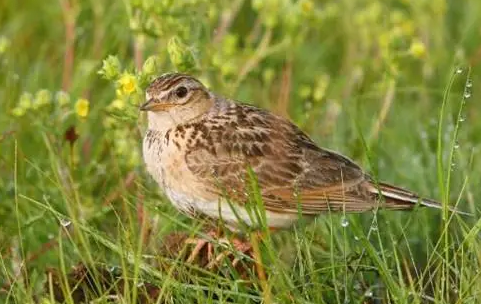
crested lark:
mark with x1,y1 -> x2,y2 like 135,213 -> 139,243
141,72 -> 455,233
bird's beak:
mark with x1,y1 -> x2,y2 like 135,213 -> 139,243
139,99 -> 175,112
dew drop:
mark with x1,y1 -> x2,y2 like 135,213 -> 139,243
354,236 -> 360,241
466,80 -> 473,88
60,218 -> 71,227
48,234 -> 54,240
456,67 -> 463,74
341,216 -> 349,227
464,91 -> 471,99
370,223 -> 378,232
364,290 -> 373,297
454,142 -> 460,149
459,116 -> 465,122
450,163 -> 456,171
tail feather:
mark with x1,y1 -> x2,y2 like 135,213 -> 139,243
366,181 -> 469,215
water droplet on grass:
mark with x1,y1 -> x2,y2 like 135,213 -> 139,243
466,80 -> 473,88
60,218 -> 71,227
459,116 -> 465,122
454,142 -> 460,149
464,91 -> 471,99
341,216 -> 349,227
365,290 -> 373,297
456,67 -> 463,74
370,223 -> 378,231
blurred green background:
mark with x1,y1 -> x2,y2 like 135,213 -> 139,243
1,0 -> 480,303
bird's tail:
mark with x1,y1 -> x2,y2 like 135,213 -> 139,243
366,181 -> 469,215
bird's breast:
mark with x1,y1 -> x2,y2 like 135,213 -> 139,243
143,129 -> 186,188
142,128 -> 212,211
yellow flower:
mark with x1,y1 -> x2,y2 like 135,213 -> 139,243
75,98 -> 90,118
409,40 -> 426,59
118,73 -> 137,96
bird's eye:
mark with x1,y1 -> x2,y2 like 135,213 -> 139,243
175,86 -> 188,98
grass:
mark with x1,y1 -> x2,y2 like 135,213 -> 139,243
1,0 -> 481,303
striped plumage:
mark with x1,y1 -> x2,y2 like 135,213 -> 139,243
141,72 -> 453,229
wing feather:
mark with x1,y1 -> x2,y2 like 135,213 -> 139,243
184,101 -> 369,215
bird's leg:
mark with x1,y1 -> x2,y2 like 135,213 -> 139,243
206,235 -> 253,269
185,238 -> 209,264
185,228 -> 221,264
184,224 -> 279,278
184,224 -> 256,269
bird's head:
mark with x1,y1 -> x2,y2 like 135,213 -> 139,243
140,73 -> 214,130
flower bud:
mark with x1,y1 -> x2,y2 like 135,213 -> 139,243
18,92 -> 33,109
12,107 -> 26,117
99,55 -> 122,80
167,36 -> 196,72
56,91 -> 70,107
0,36 -> 10,54
34,89 -> 52,109
142,56 -> 161,76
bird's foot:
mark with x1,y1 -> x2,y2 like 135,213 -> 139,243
184,229 -> 253,270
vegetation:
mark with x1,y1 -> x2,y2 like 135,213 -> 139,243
1,0 -> 480,303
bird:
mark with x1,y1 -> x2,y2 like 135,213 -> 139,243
140,72 -> 457,234
140,72 -> 468,275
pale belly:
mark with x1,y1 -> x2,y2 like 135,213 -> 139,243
164,187 -> 299,229
143,130 -> 298,229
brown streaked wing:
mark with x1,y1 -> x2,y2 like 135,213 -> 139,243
184,102 -> 368,215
